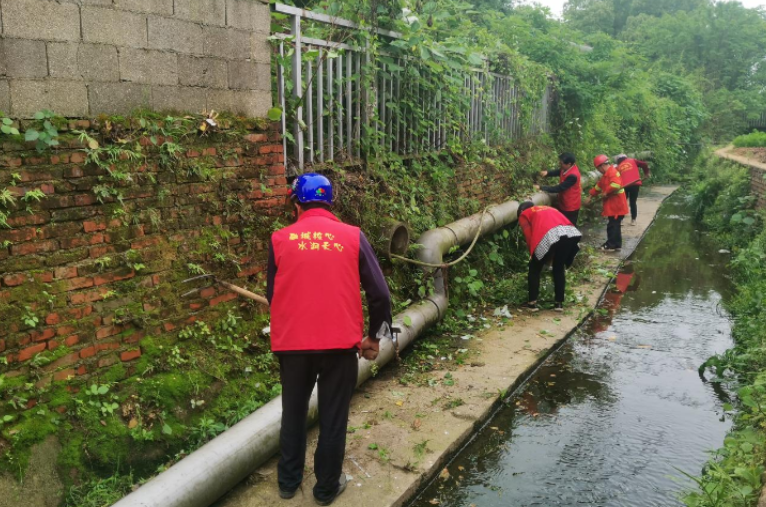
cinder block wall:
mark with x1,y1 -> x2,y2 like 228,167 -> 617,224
0,0 -> 272,118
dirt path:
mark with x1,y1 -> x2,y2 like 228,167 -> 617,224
214,185 -> 678,507
715,145 -> 766,171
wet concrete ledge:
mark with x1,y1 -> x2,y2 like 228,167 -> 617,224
214,185 -> 679,507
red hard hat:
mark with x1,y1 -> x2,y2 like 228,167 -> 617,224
593,154 -> 609,168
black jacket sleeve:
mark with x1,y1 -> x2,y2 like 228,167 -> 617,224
546,168 -> 561,177
359,231 -> 392,339
266,241 -> 276,305
541,174 -> 577,194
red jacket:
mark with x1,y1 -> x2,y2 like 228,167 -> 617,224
617,158 -> 650,187
589,165 -> 629,218
558,164 -> 582,211
519,205 -> 574,256
269,209 -> 364,352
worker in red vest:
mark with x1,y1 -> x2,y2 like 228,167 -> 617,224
267,173 -> 392,505
586,154 -> 629,251
615,154 -> 650,226
517,201 -> 582,312
534,152 -> 582,225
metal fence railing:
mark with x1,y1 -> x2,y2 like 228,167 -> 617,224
273,3 -> 553,172
748,111 -> 766,129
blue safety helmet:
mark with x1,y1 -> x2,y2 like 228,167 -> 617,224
290,173 -> 333,205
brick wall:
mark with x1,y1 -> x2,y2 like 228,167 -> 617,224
750,166 -> 766,209
0,0 -> 271,118
0,120 -> 285,386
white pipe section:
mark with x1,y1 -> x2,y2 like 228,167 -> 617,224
112,174 -> 595,507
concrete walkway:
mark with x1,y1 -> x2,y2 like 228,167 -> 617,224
213,185 -> 678,507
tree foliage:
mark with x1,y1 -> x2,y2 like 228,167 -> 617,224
564,0 -> 766,141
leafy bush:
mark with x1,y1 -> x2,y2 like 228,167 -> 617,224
686,154 -> 766,507
732,130 -> 766,148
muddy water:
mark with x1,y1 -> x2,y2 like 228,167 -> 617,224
410,193 -> 734,507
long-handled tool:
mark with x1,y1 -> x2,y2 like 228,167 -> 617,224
181,274 -> 269,306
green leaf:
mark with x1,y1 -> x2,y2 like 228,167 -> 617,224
1,125 -> 11,135
403,315 -> 413,326
97,385 -> 109,395
33,111 -> 45,120
24,130 -> 40,141
162,423 -> 173,435
2,118 -> 12,125
743,216 -> 755,225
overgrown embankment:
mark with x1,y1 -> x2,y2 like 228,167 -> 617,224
0,108 -> 577,506
684,153 -> 766,507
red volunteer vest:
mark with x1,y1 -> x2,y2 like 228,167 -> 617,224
558,164 -> 582,211
591,165 -> 629,218
269,209 -> 363,352
519,205 -> 574,256
617,159 -> 642,187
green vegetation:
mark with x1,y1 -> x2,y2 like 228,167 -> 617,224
733,131 -> 766,148
564,0 -> 766,142
686,154 -> 766,507
1,0 -> 764,504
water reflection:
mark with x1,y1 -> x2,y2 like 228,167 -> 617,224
410,193 -> 733,507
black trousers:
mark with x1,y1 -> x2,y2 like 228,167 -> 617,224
528,237 -> 580,303
278,352 -> 358,501
606,216 -> 624,248
624,185 -> 639,220
560,209 -> 580,227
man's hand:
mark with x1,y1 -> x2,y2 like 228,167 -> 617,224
584,196 -> 592,206
540,170 -> 548,177
532,184 -> 540,192
360,337 -> 380,361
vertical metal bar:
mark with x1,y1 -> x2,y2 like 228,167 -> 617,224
361,40 -> 371,162
336,53 -> 343,157
394,63 -> 400,154
306,54 -> 314,165
317,48 -> 324,163
407,71 -> 412,153
514,85 -> 519,137
510,83 -> 516,138
416,65 -> 422,154
327,56 -> 334,162
386,71 -> 393,152
354,52 -> 361,160
346,52 -> 352,159
503,78 -> 509,136
470,75 -> 475,138
278,42 -> 287,164
291,14 -> 304,171
380,63 -> 386,152
483,73 -> 488,142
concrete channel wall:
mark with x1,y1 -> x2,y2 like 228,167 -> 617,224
0,0 -> 272,117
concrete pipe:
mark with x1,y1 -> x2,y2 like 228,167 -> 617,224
113,176 -> 593,507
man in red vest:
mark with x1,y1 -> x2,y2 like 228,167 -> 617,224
535,152 -> 582,225
586,154 -> 629,251
517,201 -> 582,312
267,173 -> 392,505
615,154 -> 650,226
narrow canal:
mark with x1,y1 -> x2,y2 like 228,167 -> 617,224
411,192 -> 735,507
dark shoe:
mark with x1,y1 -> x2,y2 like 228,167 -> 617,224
280,487 -> 297,500
520,302 -> 539,312
600,245 -> 619,252
314,474 -> 350,506
554,303 -> 564,312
